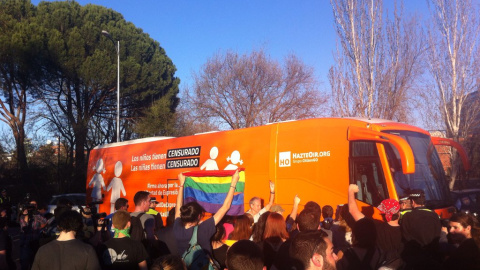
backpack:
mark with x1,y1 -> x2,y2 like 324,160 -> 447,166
129,212 -> 145,241
182,226 -> 219,270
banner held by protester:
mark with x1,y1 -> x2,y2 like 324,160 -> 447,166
183,169 -> 245,215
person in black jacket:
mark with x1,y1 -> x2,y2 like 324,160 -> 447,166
400,189 -> 442,269
32,210 -> 101,270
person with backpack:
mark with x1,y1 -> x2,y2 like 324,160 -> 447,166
336,218 -> 386,270
174,170 -> 240,269
130,191 -> 155,242
130,191 -> 167,265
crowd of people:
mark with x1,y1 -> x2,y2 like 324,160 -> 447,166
1,171 -> 480,270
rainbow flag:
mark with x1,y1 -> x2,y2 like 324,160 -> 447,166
183,169 -> 245,216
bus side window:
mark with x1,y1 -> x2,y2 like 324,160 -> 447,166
350,141 -> 388,206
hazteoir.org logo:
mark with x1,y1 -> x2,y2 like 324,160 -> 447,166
279,151 -> 291,167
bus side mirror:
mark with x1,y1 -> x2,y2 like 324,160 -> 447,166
431,137 -> 470,171
347,126 -> 415,174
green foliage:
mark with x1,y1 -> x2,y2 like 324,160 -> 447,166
33,0 -> 179,183
35,0 -> 179,140
134,92 -> 177,137
0,0 -> 180,191
0,0 -> 43,175
0,0 -> 42,96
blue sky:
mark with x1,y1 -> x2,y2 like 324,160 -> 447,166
30,0 -> 428,93
5,0 -> 430,146
78,0 -> 336,92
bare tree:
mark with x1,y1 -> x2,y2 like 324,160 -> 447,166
378,8 -> 424,121
174,86 -> 221,136
189,49 -> 327,130
329,0 -> 383,118
426,0 -> 480,189
329,0 -> 423,121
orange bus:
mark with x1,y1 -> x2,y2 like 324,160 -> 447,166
86,117 -> 469,219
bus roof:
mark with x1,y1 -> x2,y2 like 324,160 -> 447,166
93,117 -> 429,149
93,136 -> 174,149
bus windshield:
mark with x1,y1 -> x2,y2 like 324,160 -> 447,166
383,130 -> 451,209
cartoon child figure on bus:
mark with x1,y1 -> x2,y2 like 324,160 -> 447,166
107,161 -> 126,213
224,150 -> 243,170
200,146 -> 219,170
88,158 -> 106,202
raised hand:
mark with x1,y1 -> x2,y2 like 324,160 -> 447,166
293,194 -> 300,205
269,181 -> 275,193
349,184 -> 359,194
231,169 -> 240,186
178,173 -> 186,187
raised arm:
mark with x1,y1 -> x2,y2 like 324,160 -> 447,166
175,173 -> 186,219
286,195 -> 300,232
348,184 -> 365,221
213,170 -> 240,225
263,181 -> 275,211
290,195 -> 301,221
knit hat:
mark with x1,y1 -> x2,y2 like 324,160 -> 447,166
377,199 -> 400,222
